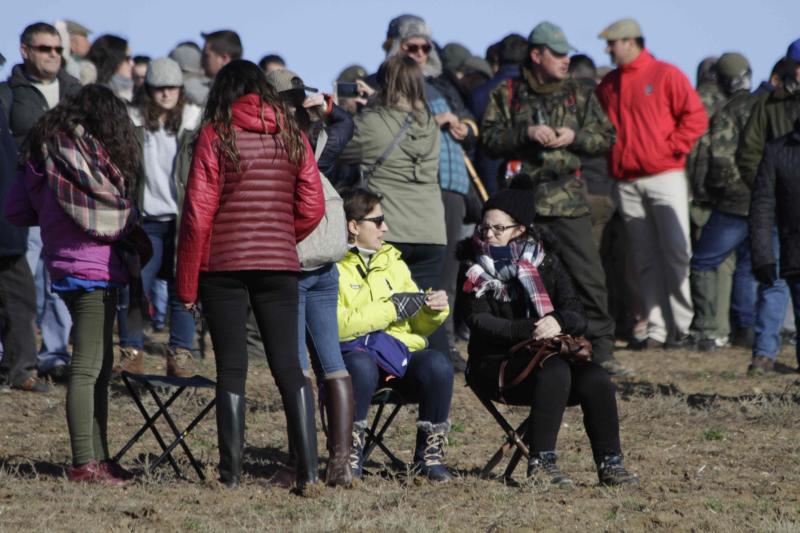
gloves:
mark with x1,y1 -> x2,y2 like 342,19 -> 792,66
753,264 -> 778,286
390,292 -> 427,320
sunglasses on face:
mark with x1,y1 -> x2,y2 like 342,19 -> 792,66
403,43 -> 431,54
29,45 -> 64,55
359,215 -> 385,226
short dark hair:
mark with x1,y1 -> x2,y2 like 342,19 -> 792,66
202,30 -> 242,60
258,54 -> 285,71
485,42 -> 501,67
569,54 -> 596,80
175,40 -> 201,51
497,33 -> 528,66
132,55 -> 150,66
634,37 -> 645,49
341,188 -> 383,223
20,22 -> 59,46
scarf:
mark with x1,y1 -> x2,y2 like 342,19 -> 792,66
43,125 -> 136,242
463,234 -> 554,318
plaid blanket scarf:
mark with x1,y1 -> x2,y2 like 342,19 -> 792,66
43,125 -> 135,241
463,234 -> 554,318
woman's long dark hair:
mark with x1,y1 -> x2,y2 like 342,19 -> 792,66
377,55 -> 427,120
133,85 -> 187,134
21,85 -> 141,192
87,34 -> 129,84
202,60 -> 305,169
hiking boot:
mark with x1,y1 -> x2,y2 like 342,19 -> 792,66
527,451 -> 573,487
731,327 -> 755,348
11,375 -> 51,393
114,348 -> 144,376
350,420 -> 367,479
412,421 -> 453,482
41,363 -> 69,383
598,358 -> 636,377
663,334 -> 696,350
696,338 -> 718,352
166,347 -> 195,378
747,355 -> 775,376
67,460 -> 126,486
99,460 -> 134,481
626,337 -> 661,351
597,454 -> 639,486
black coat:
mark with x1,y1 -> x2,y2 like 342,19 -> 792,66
315,104 -> 354,177
458,232 -> 587,364
749,123 -> 800,278
0,104 -> 26,256
0,64 -> 81,147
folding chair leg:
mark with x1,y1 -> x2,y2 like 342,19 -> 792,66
477,395 -> 530,479
363,404 -> 406,471
503,447 -> 525,481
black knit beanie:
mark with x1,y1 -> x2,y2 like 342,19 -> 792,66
482,174 -> 537,227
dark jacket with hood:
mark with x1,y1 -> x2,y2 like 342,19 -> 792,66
0,65 -> 81,147
458,228 -> 587,367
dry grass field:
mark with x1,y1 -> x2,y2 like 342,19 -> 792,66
2,335 -> 800,532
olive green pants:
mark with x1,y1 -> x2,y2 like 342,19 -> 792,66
691,205 -> 734,340
62,288 -> 117,466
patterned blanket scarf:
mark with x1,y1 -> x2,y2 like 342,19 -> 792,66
42,126 -> 135,241
463,235 -> 554,318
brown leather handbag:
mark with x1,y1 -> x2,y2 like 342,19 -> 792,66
497,335 -> 593,402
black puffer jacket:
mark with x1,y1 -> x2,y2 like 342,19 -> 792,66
749,123 -> 800,278
0,105 -> 26,257
458,230 -> 587,365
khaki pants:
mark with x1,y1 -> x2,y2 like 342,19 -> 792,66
615,170 -> 693,343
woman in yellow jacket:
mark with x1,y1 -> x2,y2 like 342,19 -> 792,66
337,188 -> 454,482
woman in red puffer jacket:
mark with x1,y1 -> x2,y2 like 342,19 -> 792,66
176,60 -> 324,494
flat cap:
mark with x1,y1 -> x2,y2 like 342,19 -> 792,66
146,58 -> 183,87
64,20 -> 91,37
599,18 -> 642,40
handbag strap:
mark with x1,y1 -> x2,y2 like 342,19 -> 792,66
314,129 -> 329,162
497,339 -> 557,403
361,112 -> 414,181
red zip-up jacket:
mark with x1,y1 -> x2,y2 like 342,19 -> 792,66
176,93 -> 324,304
595,49 -> 708,180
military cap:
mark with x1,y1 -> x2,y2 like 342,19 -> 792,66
337,64 -> 367,83
716,53 -> 750,79
265,69 -> 317,94
528,22 -> 575,55
598,18 -> 642,40
64,20 -> 91,37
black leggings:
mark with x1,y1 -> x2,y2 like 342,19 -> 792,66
471,356 -> 621,459
199,270 -> 304,397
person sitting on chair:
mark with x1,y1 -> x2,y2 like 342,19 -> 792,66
460,176 -> 639,486
337,188 -> 455,482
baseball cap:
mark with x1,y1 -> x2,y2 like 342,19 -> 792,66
265,69 -> 317,93
528,22 -> 576,55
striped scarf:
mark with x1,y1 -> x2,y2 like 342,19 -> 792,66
463,234 -> 554,318
42,125 -> 136,241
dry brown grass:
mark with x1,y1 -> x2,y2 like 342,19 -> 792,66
2,339 -> 800,532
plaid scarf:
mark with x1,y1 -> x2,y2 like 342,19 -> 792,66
42,126 -> 135,241
463,234 -> 554,318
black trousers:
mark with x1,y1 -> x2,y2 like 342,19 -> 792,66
470,356 -> 621,459
537,215 -> 616,362
0,254 -> 38,385
199,270 -> 304,397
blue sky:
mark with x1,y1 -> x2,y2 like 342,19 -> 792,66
2,0 -> 798,92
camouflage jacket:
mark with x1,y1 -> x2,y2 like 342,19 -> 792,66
481,67 -> 614,218
705,90 -> 759,216
686,82 -> 726,205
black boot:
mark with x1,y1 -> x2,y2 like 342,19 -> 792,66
322,376 -> 354,487
283,382 -> 320,495
412,421 -> 453,482
596,453 -> 639,486
527,451 -> 573,487
216,390 -> 245,488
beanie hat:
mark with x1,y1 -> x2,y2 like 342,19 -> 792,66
483,175 -> 537,227
716,53 -> 750,79
442,43 -> 471,73
145,58 -> 183,87
787,38 -> 800,62
169,44 -> 203,75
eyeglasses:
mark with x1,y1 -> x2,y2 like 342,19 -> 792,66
359,215 -> 385,226
403,43 -> 431,54
478,223 -> 520,235
28,45 -> 64,55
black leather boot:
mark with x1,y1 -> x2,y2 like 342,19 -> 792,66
322,376 -> 354,487
283,382 -> 320,495
216,389 -> 245,488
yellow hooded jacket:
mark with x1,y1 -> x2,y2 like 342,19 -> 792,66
336,244 -> 449,351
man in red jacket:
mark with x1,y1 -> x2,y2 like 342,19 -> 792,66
595,18 -> 708,349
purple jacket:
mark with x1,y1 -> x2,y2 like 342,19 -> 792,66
4,162 -> 129,284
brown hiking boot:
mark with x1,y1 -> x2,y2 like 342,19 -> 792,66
747,355 -> 775,376
11,375 -> 51,393
166,347 -> 195,378
114,348 -> 145,376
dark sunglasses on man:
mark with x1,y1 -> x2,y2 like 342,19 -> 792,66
28,45 -> 64,55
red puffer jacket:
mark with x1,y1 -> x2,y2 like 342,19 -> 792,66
595,49 -> 707,181
176,93 -> 324,303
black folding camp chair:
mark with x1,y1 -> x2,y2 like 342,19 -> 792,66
362,386 -> 409,472
113,372 -> 216,480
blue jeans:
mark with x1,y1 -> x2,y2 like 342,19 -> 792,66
118,220 -> 195,350
344,348 -> 453,423
298,264 -> 346,377
785,279 -> 800,367
691,211 -> 789,358
25,227 -> 72,371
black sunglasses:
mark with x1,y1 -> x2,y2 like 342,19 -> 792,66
403,43 -> 432,54
29,45 -> 64,55
360,215 -> 385,226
